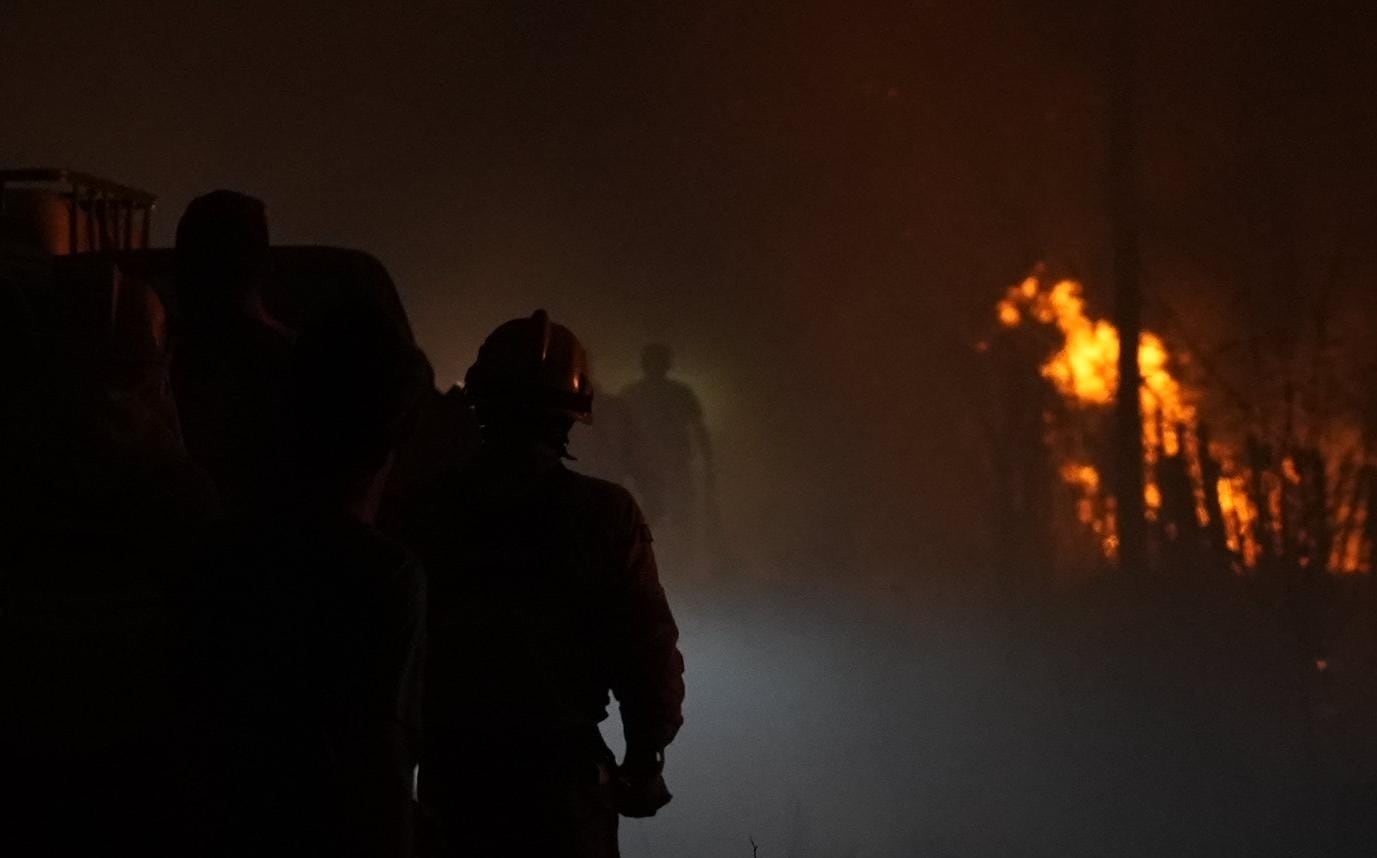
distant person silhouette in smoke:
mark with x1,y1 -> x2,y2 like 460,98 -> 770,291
620,343 -> 716,543
398,311 -> 685,858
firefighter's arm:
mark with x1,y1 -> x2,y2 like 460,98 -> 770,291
608,498 -> 684,815
609,508 -> 685,756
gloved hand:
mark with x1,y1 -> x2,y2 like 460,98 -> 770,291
612,749 -> 672,818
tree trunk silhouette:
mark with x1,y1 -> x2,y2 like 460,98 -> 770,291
1109,0 -> 1146,573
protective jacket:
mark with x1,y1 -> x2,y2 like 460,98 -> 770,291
410,446 -> 682,755
400,445 -> 684,855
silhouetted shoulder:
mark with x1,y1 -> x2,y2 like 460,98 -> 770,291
557,470 -> 657,564
562,468 -> 643,516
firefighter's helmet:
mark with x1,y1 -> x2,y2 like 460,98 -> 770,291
464,309 -> 593,423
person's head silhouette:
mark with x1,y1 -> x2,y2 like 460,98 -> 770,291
641,343 -> 673,380
174,190 -> 270,326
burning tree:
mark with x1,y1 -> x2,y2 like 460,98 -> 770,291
983,266 -> 1375,579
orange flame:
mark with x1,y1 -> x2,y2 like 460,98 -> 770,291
996,270 -> 1371,574
999,275 -> 1194,430
998,274 -> 1196,548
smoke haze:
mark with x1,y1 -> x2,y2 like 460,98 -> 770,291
6,1 -> 1377,854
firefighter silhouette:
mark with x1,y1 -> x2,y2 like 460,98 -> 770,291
399,311 -> 685,858
620,343 -> 715,540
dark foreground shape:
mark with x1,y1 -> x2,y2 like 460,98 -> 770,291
0,257 -> 216,856
0,227 -> 441,855
183,247 -> 431,857
191,517 -> 424,858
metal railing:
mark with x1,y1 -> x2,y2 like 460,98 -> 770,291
0,168 -> 157,253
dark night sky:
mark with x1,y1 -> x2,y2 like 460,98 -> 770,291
5,0 -> 1375,577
